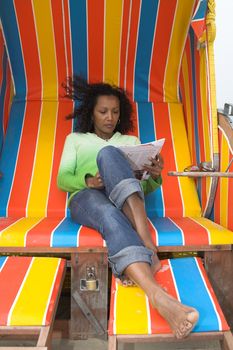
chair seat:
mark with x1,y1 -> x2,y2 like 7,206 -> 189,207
0,216 -> 232,248
0,256 -> 65,326
108,257 -> 230,335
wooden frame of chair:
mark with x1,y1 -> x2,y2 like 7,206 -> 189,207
0,261 -> 66,350
108,330 -> 233,350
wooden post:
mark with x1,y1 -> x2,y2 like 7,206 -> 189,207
205,249 -> 233,329
70,252 -> 108,339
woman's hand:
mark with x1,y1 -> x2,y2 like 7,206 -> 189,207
85,172 -> 104,189
143,154 -> 164,180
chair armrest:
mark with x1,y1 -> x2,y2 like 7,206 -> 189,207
168,171 -> 233,178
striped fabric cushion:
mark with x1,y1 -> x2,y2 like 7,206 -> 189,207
0,216 -> 233,248
108,257 -> 229,335
0,256 -> 65,326
0,0 -> 196,102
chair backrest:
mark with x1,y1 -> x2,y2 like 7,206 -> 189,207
0,0 -> 203,218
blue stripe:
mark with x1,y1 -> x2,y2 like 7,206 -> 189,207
134,1 -> 159,101
0,101 -> 25,216
170,258 -> 220,332
0,256 -> 7,269
69,0 -> 87,79
137,103 -> 164,217
0,49 -> 8,153
52,218 -> 81,247
0,0 -> 26,99
193,0 -> 208,21
150,217 -> 183,246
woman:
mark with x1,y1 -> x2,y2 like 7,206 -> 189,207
57,77 -> 199,339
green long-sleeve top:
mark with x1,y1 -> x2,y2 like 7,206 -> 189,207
57,132 -> 162,205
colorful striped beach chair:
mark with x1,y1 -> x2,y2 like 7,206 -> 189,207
0,256 -> 66,349
0,0 -> 232,341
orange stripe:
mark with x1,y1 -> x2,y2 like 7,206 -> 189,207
46,101 -> 73,217
149,259 -> 177,334
125,0 -> 140,99
25,217 -> 62,247
108,277 -> 116,335
171,217 -> 209,245
195,258 -> 229,331
7,102 -> 42,217
149,0 -> 177,101
14,1 -> 42,99
79,226 -> 104,247
87,0 -> 104,82
0,257 -> 32,326
45,259 -> 65,324
119,0 -> 130,89
228,151 -> 233,230
63,0 -> 73,78
0,218 -> 20,231
51,1 -> 68,98
153,104 -> 183,216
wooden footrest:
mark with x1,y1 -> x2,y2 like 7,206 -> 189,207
0,256 -> 66,349
108,257 -> 232,349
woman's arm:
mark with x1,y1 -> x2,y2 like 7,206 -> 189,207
57,134 -> 87,192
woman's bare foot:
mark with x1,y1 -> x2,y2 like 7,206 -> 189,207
151,288 -> 199,339
151,251 -> 161,275
116,277 -> 135,287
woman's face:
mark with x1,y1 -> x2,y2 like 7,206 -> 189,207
92,95 -> 120,139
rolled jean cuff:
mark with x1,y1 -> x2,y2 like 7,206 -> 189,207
109,178 -> 144,209
108,245 -> 154,278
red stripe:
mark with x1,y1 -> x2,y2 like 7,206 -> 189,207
7,102 -> 41,217
149,259 -> 178,334
171,217 -> 209,245
153,104 -> 183,216
87,0 -> 104,82
14,0 -> 42,99
79,226 -> 103,247
108,276 -> 117,335
125,0 -> 140,100
0,257 -> 32,325
51,1 -> 68,98
45,259 -> 66,325
25,217 -> 62,247
0,217 -> 20,231
195,258 -> 229,331
46,101 -> 73,217
149,0 -> 177,102
119,0 -> 130,89
63,0 -> 73,78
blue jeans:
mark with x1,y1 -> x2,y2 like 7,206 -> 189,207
70,146 -> 153,278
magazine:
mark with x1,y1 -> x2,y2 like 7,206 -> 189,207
118,138 -> 165,180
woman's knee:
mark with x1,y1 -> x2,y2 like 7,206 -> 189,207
97,145 -> 121,167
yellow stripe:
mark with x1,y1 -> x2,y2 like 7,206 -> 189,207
115,284 -> 148,334
219,136 -> 229,227
181,53 -> 194,161
193,217 -> 233,244
9,258 -> 60,326
164,0 -> 195,102
169,104 -> 201,217
0,218 -> 42,247
104,0 -> 123,85
27,102 -> 58,217
32,0 -> 58,98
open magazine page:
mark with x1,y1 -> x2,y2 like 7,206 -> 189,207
117,138 -> 165,180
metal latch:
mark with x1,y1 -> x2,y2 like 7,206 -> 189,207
80,266 -> 99,291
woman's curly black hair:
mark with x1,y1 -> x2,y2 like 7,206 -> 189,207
63,76 -> 134,134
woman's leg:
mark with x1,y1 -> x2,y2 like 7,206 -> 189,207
97,146 -> 160,274
124,262 -> 199,339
